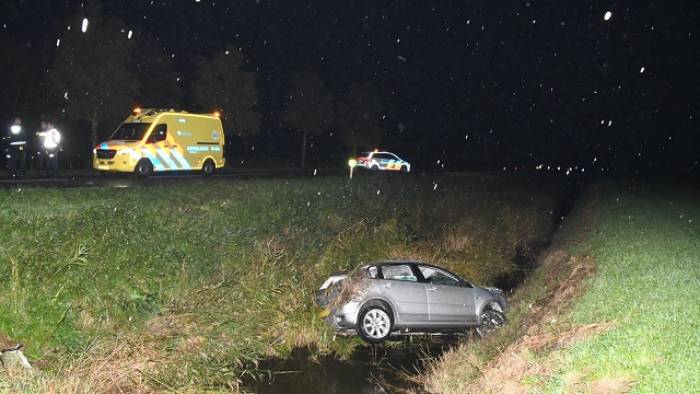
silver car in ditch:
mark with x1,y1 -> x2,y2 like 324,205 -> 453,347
315,260 -> 508,343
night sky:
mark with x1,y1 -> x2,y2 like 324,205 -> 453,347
1,0 -> 699,175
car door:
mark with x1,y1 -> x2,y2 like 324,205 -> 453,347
418,265 -> 476,324
378,264 -> 429,324
146,123 -> 180,171
374,153 -> 391,169
385,153 -> 402,171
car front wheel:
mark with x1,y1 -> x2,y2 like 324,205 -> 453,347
135,159 -> 153,178
357,306 -> 392,343
476,309 -> 505,337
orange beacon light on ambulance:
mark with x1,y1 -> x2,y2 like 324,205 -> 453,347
93,108 -> 225,177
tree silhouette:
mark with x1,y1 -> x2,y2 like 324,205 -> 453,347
336,82 -> 384,154
130,34 -> 183,110
192,47 -> 260,137
47,2 -> 136,147
282,71 -> 334,168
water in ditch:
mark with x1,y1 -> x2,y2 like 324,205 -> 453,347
243,337 -> 465,393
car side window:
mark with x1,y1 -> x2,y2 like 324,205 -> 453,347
381,265 -> 417,282
149,124 -> 167,143
366,266 -> 378,279
419,266 -> 460,287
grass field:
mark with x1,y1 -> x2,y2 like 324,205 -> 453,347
0,173 -> 560,392
423,182 -> 700,393
544,183 -> 700,392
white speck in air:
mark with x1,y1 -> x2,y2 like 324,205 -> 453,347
81,18 -> 89,33
604,11 -> 612,21
56,38 -> 61,47
433,183 -> 438,190
313,168 -> 317,176
128,30 -> 133,39
608,120 -> 613,127
376,190 -> 381,195
63,92 -> 69,100
640,66 -> 645,73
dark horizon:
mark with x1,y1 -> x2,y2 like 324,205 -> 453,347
1,0 -> 698,176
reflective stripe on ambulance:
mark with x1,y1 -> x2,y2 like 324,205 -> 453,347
155,147 -> 179,170
170,149 -> 192,170
141,148 -> 165,171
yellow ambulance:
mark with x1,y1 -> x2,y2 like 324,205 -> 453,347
93,109 -> 225,176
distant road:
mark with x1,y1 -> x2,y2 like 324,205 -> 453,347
0,168 -> 347,188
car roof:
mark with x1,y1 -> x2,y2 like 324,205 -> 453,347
365,260 -> 467,278
368,259 -> 432,267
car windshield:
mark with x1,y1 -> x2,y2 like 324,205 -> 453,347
110,122 -> 151,141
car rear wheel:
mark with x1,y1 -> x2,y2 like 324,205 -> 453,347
202,159 -> 215,176
357,306 -> 393,343
135,159 -> 153,178
401,165 -> 408,173
476,309 -> 505,337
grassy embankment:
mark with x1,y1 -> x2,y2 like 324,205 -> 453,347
424,182 -> 700,393
0,174 -> 559,392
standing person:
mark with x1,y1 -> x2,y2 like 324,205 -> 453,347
5,118 -> 27,178
37,122 -> 62,177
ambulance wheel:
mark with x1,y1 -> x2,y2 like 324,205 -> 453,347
135,159 -> 153,178
202,159 -> 215,176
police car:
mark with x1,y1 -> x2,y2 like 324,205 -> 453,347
353,150 -> 411,172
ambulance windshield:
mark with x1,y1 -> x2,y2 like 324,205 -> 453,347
111,122 -> 151,141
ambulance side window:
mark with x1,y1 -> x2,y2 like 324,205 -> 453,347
149,124 -> 167,143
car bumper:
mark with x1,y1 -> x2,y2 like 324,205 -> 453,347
317,301 -> 361,332
93,156 -> 137,172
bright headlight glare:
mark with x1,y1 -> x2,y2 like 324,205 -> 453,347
348,159 -> 357,167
